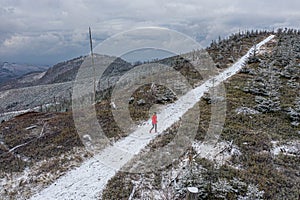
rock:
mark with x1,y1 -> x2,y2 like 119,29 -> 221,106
110,101 -> 116,109
154,87 -> 177,104
202,92 -> 211,104
137,99 -> 146,106
155,97 -> 163,104
129,97 -> 134,104
215,62 -> 221,68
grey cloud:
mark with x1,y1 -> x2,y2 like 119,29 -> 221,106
0,0 -> 299,65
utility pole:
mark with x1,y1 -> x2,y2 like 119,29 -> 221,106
89,27 -> 96,101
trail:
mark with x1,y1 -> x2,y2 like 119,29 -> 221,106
30,35 -> 274,200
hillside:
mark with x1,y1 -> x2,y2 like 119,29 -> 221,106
0,62 -> 49,85
101,32 -> 299,199
0,55 -> 134,124
0,30 -> 299,200
0,57 -> 84,91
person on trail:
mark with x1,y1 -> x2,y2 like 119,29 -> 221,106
149,112 -> 157,133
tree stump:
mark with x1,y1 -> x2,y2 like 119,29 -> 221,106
186,187 -> 198,200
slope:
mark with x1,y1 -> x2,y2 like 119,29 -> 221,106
29,35 -> 274,200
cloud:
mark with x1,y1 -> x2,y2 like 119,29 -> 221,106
0,0 -> 299,65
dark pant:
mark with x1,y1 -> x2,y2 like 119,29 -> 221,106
150,123 -> 157,132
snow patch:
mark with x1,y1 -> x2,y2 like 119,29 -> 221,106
271,141 -> 300,156
192,141 -> 241,167
235,107 -> 260,115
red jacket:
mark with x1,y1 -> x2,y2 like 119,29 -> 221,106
152,115 -> 157,124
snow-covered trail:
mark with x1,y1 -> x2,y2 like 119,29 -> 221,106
30,35 -> 274,200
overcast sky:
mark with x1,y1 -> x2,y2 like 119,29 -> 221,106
1,0 -> 300,65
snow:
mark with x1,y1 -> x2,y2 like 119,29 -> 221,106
0,108 -> 32,116
0,147 -> 90,200
0,108 -> 32,122
235,107 -> 260,115
30,35 -> 274,200
192,141 -> 241,167
0,90 -> 9,99
271,141 -> 300,156
238,184 -> 264,200
0,102 -> 59,122
19,71 -> 47,83
187,187 -> 198,193
110,101 -> 116,109
1,62 -> 48,76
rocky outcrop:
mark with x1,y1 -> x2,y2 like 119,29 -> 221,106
154,87 -> 177,104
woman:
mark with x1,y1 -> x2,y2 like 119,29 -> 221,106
149,112 -> 157,133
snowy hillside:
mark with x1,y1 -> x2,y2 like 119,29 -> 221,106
0,62 -> 48,83
29,35 -> 274,200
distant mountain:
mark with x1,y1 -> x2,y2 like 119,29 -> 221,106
0,62 -> 49,84
33,54 -> 133,86
37,56 -> 85,85
0,55 -> 134,113
0,57 -> 85,91
0,55 -> 134,92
